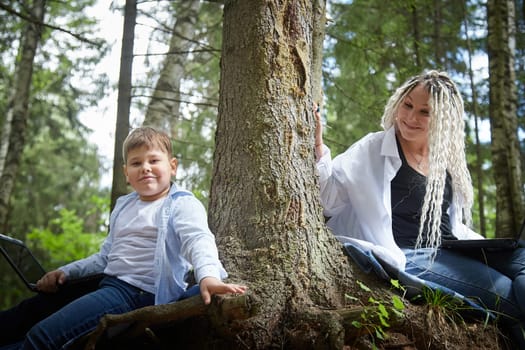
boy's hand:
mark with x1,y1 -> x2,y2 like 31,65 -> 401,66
199,276 -> 247,305
36,269 -> 66,293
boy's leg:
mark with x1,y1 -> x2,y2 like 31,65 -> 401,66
0,275 -> 102,346
21,276 -> 154,350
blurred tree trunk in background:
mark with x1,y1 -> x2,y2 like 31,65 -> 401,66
143,0 -> 201,138
0,0 -> 46,228
137,1 -> 223,197
487,0 -> 525,235
462,3 -> 487,236
110,0 -> 136,211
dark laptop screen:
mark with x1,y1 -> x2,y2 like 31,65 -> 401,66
0,234 -> 46,290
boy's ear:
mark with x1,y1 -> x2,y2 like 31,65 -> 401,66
123,164 -> 129,181
170,158 -> 178,175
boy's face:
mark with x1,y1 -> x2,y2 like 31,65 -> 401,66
123,145 -> 178,201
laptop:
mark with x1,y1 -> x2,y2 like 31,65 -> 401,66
441,218 -> 525,251
0,233 -> 46,292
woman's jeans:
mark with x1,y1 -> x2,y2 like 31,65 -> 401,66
403,247 -> 525,344
0,276 -> 154,350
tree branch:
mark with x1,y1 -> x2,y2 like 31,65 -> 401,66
0,2 -> 104,47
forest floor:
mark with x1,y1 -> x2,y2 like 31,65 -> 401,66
73,285 -> 515,349
348,301 -> 513,350
82,305 -> 511,350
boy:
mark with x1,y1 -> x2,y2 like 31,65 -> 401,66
0,127 -> 246,349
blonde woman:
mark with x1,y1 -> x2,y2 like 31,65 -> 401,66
315,71 -> 525,346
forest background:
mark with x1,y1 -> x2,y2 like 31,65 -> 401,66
0,0 -> 523,324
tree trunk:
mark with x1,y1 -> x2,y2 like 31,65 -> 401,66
432,0 -> 443,66
0,0 -> 46,228
142,0 -> 201,137
410,5 -> 421,69
110,0 -> 136,211
209,1 -> 356,348
487,0 -> 525,235
462,3 -> 487,236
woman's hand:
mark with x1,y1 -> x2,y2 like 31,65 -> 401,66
199,277 -> 247,305
36,269 -> 67,293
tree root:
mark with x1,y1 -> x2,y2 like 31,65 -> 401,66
81,293 -> 410,350
83,293 -> 254,350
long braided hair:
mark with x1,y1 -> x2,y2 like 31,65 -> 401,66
381,71 -> 473,253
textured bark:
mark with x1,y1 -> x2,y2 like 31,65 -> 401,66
0,0 -> 46,228
110,0 -> 135,211
310,0 -> 325,105
208,1 -> 357,348
142,0 -> 201,137
487,0 -> 525,235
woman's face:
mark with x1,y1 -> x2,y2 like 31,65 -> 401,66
395,84 -> 431,144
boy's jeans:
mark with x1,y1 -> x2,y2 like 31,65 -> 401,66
1,276 -> 154,350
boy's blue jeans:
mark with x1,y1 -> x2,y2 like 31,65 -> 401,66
0,275 -> 201,350
1,276 -> 155,350
403,247 -> 525,345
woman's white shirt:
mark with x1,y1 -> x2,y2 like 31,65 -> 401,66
317,127 -> 481,271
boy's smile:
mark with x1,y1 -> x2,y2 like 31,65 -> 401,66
124,145 -> 178,201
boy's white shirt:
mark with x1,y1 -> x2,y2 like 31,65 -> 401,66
103,196 -> 164,294
317,127 -> 482,271
59,184 -> 227,304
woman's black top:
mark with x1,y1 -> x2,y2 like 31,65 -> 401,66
391,137 -> 455,248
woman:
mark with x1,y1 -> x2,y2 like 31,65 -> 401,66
315,70 -> 525,346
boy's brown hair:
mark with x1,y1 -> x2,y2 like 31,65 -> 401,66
122,127 -> 173,163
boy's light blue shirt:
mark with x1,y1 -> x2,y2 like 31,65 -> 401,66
60,183 -> 227,305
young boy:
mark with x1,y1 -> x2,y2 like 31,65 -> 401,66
0,126 -> 246,349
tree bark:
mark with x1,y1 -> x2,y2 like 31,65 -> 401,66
110,0 -> 136,211
487,0 -> 525,234
209,1 -> 357,348
0,0 -> 46,228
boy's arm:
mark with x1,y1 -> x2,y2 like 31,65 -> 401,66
174,195 -> 227,283
58,233 -> 112,280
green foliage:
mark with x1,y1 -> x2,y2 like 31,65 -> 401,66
324,0 -> 472,153
0,195 -> 107,309
418,287 -> 465,320
0,0 -> 110,309
8,123 -> 109,236
26,207 -> 106,270
0,196 -> 109,309
411,286 -> 491,327
346,279 -> 405,348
